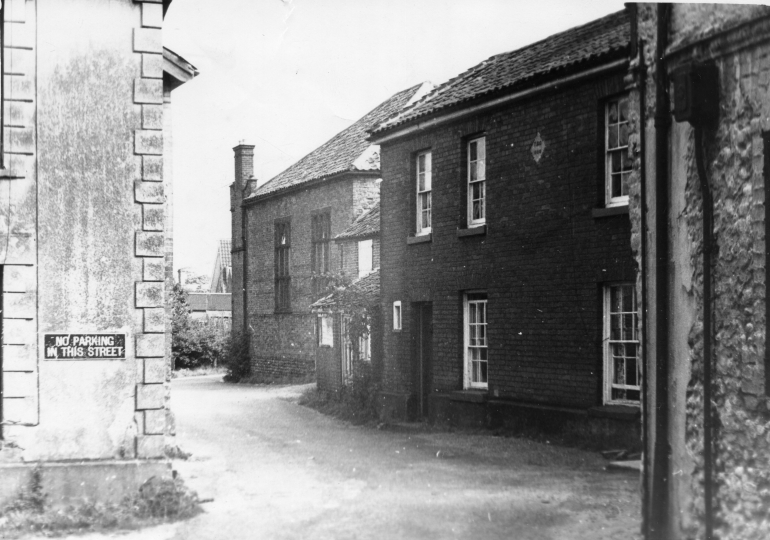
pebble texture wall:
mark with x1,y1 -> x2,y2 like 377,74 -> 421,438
633,5 -> 770,538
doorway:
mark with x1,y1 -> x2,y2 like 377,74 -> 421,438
413,302 -> 433,418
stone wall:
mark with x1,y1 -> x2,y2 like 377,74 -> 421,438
242,175 -> 379,378
633,5 -> 770,539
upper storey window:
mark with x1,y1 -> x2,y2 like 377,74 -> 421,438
605,95 -> 632,207
416,151 -> 432,235
275,220 -> 291,312
468,137 -> 486,226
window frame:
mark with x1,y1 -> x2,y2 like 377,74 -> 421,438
463,291 -> 488,390
274,219 -> 291,312
604,94 -> 632,208
358,238 -> 373,277
416,150 -> 432,235
317,314 -> 334,347
311,211 -> 331,298
393,301 -> 402,331
467,136 -> 486,227
603,283 -> 640,405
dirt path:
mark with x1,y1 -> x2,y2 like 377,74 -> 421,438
31,376 -> 641,539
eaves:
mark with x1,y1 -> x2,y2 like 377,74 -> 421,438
370,53 -> 629,146
242,169 -> 381,208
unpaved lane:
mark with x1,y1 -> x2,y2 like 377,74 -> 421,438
165,376 -> 640,540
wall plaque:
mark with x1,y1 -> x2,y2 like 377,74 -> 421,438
531,132 -> 545,163
44,334 -> 126,360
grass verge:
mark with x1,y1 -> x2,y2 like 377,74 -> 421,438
298,385 -> 379,426
0,469 -> 202,538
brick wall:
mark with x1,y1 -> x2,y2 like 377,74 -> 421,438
380,71 -> 636,410
243,175 -> 379,377
335,237 -> 381,279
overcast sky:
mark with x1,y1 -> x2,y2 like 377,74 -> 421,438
163,0 -> 636,278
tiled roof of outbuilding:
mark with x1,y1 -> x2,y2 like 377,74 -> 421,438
207,293 -> 232,312
373,10 -> 629,134
187,293 -> 232,312
310,269 -> 380,311
252,84 -> 426,198
335,202 -> 380,241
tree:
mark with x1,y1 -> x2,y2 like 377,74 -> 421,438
170,284 -> 222,370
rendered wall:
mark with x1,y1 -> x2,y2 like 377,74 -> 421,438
1,0 -> 171,462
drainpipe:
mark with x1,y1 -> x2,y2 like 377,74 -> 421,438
637,40 -> 650,540
649,4 -> 671,539
695,122 -> 715,540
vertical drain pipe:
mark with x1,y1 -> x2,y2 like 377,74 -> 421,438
637,41 -> 651,540
695,121 -> 715,540
650,4 -> 671,538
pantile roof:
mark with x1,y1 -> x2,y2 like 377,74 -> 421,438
252,84 -> 428,198
310,269 -> 380,311
335,202 -> 380,241
373,10 -> 629,134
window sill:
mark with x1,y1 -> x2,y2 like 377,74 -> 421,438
450,390 -> 488,403
0,167 -> 23,179
587,404 -> 640,421
592,205 -> 629,218
407,233 -> 431,245
457,225 -> 486,238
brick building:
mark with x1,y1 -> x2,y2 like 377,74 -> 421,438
0,0 -> 196,505
370,9 -> 638,445
628,4 -> 770,539
231,83 -> 431,379
311,203 -> 382,393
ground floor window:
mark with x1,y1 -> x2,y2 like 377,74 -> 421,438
603,283 -> 640,403
463,292 -> 488,389
341,318 -> 371,383
318,314 -> 333,347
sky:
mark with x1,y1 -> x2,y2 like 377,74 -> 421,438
163,0 -> 635,279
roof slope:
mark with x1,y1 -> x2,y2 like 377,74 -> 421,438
335,202 -> 380,241
310,269 -> 380,311
253,84 -> 426,198
217,239 -> 232,268
374,10 -> 629,134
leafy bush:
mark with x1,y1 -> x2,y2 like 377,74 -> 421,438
170,284 -> 225,370
223,332 -> 251,382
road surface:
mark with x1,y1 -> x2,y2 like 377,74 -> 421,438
32,375 -> 641,539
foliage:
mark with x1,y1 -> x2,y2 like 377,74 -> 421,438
223,331 -> 252,383
3,466 -> 47,514
170,284 -> 225,370
303,271 -> 381,423
0,470 -> 201,538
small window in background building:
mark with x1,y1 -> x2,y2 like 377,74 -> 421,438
358,239 -> 373,277
393,301 -> 402,331
318,314 -> 333,347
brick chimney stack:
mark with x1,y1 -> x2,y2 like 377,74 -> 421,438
230,142 -> 255,343
233,143 -> 255,192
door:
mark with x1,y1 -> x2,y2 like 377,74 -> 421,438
413,303 -> 433,418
